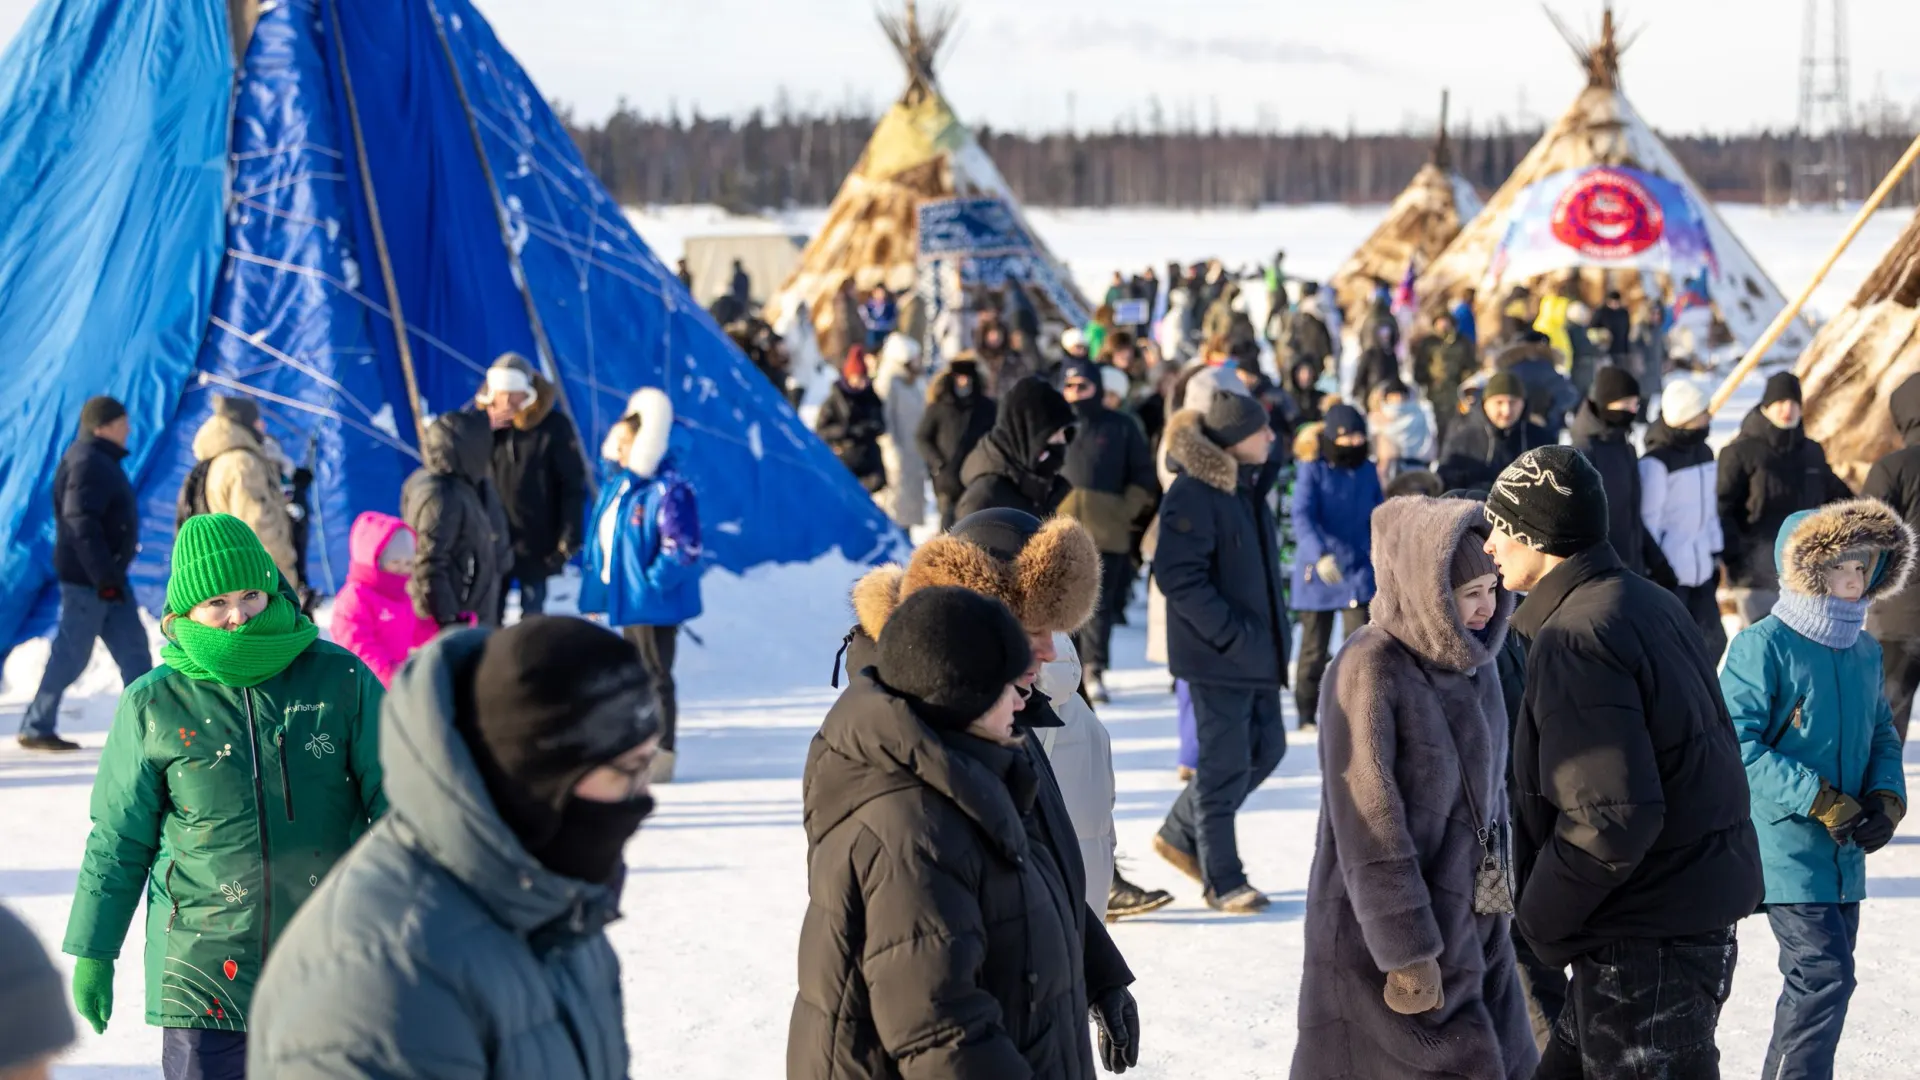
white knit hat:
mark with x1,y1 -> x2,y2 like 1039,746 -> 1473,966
1060,326 -> 1086,352
1100,366 -> 1130,400
481,363 -> 534,404
1660,379 -> 1711,428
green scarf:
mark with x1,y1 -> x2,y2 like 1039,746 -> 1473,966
161,594 -> 319,687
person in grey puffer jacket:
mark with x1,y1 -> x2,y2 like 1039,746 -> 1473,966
248,617 -> 663,1079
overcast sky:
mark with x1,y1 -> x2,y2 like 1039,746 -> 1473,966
2,1 -> 1914,134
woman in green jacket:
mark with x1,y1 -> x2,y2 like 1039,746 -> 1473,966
62,513 -> 385,1080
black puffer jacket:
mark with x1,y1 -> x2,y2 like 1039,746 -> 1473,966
915,363 -> 997,502
1154,410 -> 1290,689
816,379 -> 889,493
490,377 -> 590,577
1717,407 -> 1853,590
1864,377 -> 1920,639
50,434 -> 139,592
789,669 -> 1104,1080
1493,341 -> 1581,435
1435,408 -> 1553,493
403,411 -> 510,627
1509,543 -> 1763,966
956,377 -> 1076,520
1568,401 -> 1647,575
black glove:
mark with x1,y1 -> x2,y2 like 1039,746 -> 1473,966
1853,808 -> 1896,853
1090,986 -> 1140,1073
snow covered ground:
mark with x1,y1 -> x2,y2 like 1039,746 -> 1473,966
9,553 -> 1920,1077
629,202 -> 1915,329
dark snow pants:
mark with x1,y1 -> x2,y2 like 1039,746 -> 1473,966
624,624 -> 680,752
1293,605 -> 1368,729
496,567 -> 549,623
1535,927 -> 1736,1080
1762,903 -> 1860,1080
1074,551 -> 1135,676
20,583 -> 151,738
1156,684 -> 1285,895
162,1028 -> 246,1080
1672,582 -> 1728,666
1878,636 -> 1920,743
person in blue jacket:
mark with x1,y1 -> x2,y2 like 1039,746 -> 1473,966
1291,403 -> 1384,731
1720,497 -> 1914,1080
583,387 -> 703,783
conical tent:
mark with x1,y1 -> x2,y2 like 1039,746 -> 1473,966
1415,7 -> 1806,359
0,0 -> 901,650
1330,94 -> 1483,321
1798,205 -> 1920,483
766,1 -> 1090,354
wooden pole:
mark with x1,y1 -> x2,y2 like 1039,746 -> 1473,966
1708,130 -> 1920,417
328,0 -> 428,450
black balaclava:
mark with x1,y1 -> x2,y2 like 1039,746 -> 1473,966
461,616 -> 662,883
1590,366 -> 1641,430
1322,403 -> 1370,469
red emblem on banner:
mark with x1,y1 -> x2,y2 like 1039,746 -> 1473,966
1550,167 -> 1665,259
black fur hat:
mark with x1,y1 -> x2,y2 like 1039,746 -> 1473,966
876,586 -> 1031,732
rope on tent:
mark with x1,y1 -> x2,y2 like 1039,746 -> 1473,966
425,1 -> 570,408
327,0 -> 428,450
193,371 -> 421,460
1708,129 -> 1920,417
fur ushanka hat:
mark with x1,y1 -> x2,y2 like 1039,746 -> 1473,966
853,510 -> 1101,639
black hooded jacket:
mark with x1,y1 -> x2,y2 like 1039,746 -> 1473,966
815,380 -> 889,493
956,377 -> 1077,519
490,377 -> 590,576
1864,377 -> 1920,639
915,363 -> 997,502
1510,543 -> 1763,966
403,411 -> 511,626
50,434 -> 139,591
1435,406 -> 1553,493
1716,406 -> 1852,590
1569,400 -> 1647,574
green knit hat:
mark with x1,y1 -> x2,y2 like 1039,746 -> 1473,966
167,514 -> 282,614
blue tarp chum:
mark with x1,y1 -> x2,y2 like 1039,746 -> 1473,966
0,0 -> 902,650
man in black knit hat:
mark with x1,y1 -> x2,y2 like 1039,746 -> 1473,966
1485,447 -> 1762,1077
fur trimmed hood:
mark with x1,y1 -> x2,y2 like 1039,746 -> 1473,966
1164,408 -> 1237,494
1368,496 -> 1512,673
851,516 -> 1101,638
1775,497 -> 1915,601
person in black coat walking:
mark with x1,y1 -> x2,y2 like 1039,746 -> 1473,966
791,586 -> 1139,1079
915,359 -> 997,531
478,353 -> 590,621
18,397 -> 152,751
1485,446 -> 1764,1077
1863,373 -> 1920,741
1151,394 -> 1290,914
403,410 -> 511,630
1718,372 -> 1853,625
1567,366 -> 1654,577
955,376 -> 1077,520
815,350 -> 889,494
1436,372 -> 1552,493
1351,320 -> 1401,414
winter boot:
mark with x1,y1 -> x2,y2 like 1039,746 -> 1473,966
650,749 -> 676,784
17,733 -> 80,752
1204,885 -> 1271,915
1086,668 -> 1110,705
1107,872 -> 1173,922
1152,834 -> 1202,884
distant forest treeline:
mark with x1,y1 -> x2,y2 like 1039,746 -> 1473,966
557,101 -> 1920,211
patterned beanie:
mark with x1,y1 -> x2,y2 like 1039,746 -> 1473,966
1484,446 -> 1610,557
167,514 -> 281,614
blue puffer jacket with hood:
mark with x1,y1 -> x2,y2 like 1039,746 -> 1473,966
1719,498 -> 1914,904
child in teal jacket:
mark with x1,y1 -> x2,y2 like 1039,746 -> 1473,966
1720,497 -> 1914,1079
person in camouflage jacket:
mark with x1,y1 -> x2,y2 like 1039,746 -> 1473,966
63,514 -> 384,1080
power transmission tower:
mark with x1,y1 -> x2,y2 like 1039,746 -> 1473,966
1794,0 -> 1852,207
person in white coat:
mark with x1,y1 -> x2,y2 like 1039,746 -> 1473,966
1640,379 -> 1727,659
873,333 -> 928,531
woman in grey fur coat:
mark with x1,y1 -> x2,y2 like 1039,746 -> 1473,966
1293,496 -> 1537,1079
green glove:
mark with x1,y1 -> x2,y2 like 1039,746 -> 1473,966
71,956 -> 113,1035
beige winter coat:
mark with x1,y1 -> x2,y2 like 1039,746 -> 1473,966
1034,633 -> 1118,911
873,349 -> 928,530
192,414 -> 300,586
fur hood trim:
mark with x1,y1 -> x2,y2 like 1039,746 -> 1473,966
1776,497 -> 1915,601
1368,496 -> 1512,673
1292,421 -> 1324,464
513,373 -> 559,431
624,387 -> 673,478
850,517 -> 1100,638
1165,409 -> 1237,494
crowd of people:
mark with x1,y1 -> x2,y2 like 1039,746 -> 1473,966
10,251 -> 1920,1080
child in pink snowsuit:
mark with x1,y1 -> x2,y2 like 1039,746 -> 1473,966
331,511 -> 438,686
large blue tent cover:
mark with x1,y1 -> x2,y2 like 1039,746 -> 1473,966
0,0 -> 902,649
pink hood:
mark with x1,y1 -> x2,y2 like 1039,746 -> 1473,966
348,511 -> 411,597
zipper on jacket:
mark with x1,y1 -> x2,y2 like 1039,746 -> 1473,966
244,689 -> 273,961
164,861 -> 179,932
276,730 -> 295,822
1833,652 -> 1846,897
